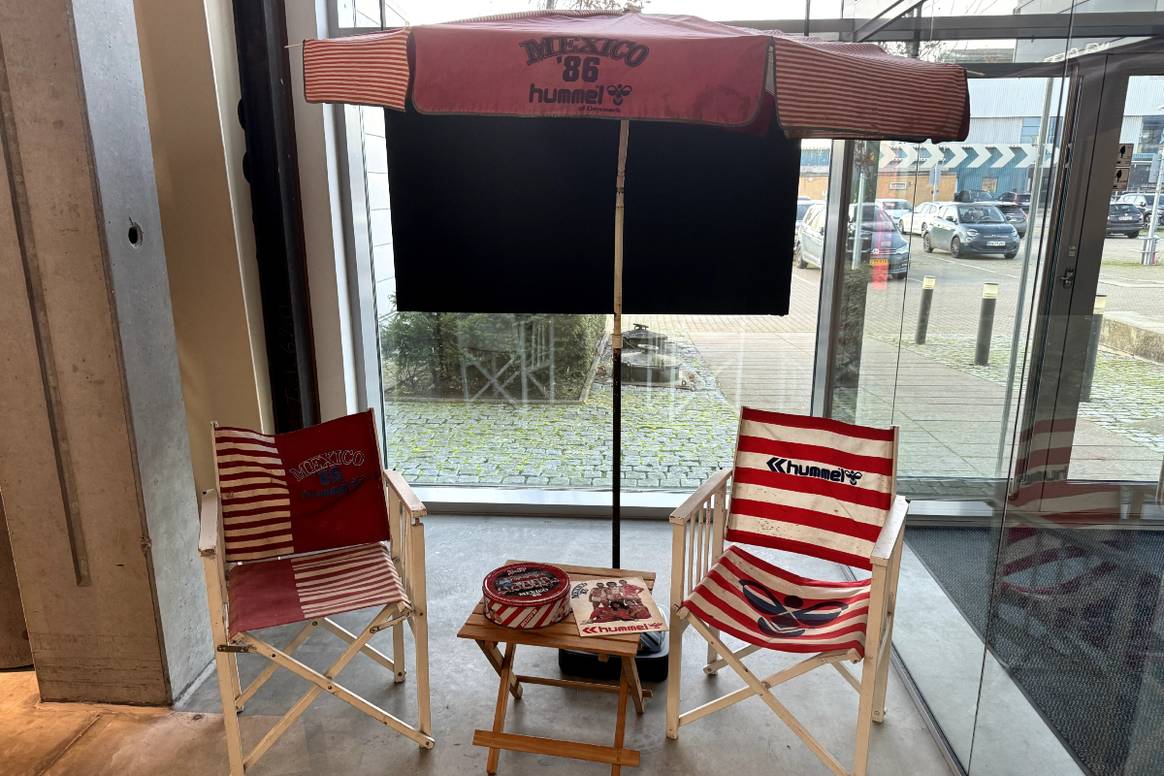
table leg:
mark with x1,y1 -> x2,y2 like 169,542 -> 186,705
623,656 -> 645,715
611,664 -> 630,776
487,642 -> 517,775
476,639 -> 522,700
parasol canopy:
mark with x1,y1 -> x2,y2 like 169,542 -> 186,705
302,12 -> 970,316
303,10 -> 970,141
299,10 -> 972,568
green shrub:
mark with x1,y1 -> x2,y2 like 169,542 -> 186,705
381,310 -> 604,400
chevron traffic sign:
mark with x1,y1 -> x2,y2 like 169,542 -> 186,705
966,144 -> 991,168
918,143 -> 942,169
878,142 -> 1054,171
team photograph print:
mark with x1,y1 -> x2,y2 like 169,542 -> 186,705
568,577 -> 666,637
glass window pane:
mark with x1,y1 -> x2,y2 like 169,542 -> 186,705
1067,75 -> 1164,481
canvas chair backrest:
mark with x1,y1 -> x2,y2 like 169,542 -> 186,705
213,410 -> 390,563
726,407 -> 898,571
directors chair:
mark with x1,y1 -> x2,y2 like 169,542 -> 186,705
666,407 -> 906,776
199,410 -> 433,774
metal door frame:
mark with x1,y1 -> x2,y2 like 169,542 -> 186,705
1013,42 -> 1164,512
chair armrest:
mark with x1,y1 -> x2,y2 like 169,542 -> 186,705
670,468 -> 731,525
870,496 -> 908,567
198,489 -> 221,557
384,469 -> 427,518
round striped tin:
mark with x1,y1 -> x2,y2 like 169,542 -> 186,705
482,562 -> 571,629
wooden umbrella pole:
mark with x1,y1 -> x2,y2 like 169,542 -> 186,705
612,119 -> 629,569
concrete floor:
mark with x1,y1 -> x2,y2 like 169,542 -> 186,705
2,517 -> 952,776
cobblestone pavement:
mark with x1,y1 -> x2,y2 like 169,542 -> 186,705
843,237 -> 1164,481
382,236 -> 1163,489
384,337 -> 739,489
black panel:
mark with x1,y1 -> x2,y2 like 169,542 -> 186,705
233,0 -> 319,430
384,107 -> 797,315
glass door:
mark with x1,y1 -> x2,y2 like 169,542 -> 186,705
972,44 -> 1164,776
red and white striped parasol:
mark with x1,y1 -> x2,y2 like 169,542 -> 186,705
303,10 -> 969,140
300,10 -> 970,567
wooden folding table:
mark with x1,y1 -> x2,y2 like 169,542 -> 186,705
457,561 -> 655,775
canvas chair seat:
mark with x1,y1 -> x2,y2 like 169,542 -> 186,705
684,545 -> 872,657
227,542 -> 409,637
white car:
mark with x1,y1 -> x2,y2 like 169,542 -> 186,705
876,198 -> 913,230
901,201 -> 950,236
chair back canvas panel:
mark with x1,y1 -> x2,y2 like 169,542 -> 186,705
213,410 -> 390,563
726,407 -> 897,571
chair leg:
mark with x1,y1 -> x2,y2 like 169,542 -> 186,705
704,628 -> 720,675
414,609 -> 433,740
872,642 -> 893,723
223,649 -> 244,712
392,620 -> 407,684
665,614 -> 686,739
214,649 -> 246,775
853,654 -> 878,776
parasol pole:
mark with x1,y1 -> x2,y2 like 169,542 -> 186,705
612,118 -> 629,569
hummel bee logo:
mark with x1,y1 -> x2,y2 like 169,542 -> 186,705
767,456 -> 864,486
740,579 -> 847,638
606,84 -> 632,105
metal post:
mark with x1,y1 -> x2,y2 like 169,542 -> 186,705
811,140 -> 857,419
915,275 -> 936,344
1142,147 -> 1163,266
851,171 -> 866,270
611,119 -> 629,569
1080,294 -> 1106,402
997,76 -> 1056,476
975,283 -> 999,366
1157,456 -> 1163,506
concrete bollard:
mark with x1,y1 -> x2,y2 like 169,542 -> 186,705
915,275 -> 936,344
1142,235 -> 1159,266
1080,294 -> 1107,402
975,283 -> 999,366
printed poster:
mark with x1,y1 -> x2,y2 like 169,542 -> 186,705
568,577 -> 666,637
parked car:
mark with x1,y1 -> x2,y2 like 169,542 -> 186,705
999,191 -> 1032,212
955,189 -> 994,203
875,198 -> 912,230
922,203 -> 1020,258
1107,202 -> 1144,237
795,199 -> 822,231
984,200 -> 1028,237
1117,192 -> 1164,224
900,201 -> 949,236
794,203 -> 909,279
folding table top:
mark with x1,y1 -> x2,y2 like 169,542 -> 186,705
457,561 -> 657,658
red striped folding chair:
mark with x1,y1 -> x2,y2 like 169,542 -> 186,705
665,408 -> 906,776
198,410 -> 433,774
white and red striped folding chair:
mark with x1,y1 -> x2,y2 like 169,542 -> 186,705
665,408 -> 906,776
198,410 -> 433,774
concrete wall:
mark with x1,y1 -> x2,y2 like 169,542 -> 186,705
134,0 -> 273,493
0,0 -> 207,703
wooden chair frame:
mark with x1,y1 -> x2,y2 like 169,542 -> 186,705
664,468 -> 908,776
198,468 -> 434,774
